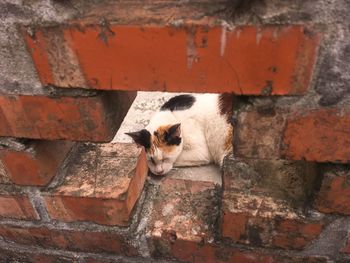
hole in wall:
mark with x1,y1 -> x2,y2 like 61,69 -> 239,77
113,91 -> 233,185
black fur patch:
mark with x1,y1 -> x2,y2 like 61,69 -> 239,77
160,95 -> 195,112
219,93 -> 233,123
164,123 -> 181,146
125,129 -> 151,149
166,136 -> 182,146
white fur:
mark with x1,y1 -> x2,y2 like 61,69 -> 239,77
146,94 -> 232,173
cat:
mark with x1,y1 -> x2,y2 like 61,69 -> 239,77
126,93 -> 233,176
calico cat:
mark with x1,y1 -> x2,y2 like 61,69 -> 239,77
126,93 -> 233,176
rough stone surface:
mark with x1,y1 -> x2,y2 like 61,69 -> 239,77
43,143 -> 148,226
0,140 -> 73,186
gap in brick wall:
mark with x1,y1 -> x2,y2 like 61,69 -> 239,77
113,91 -> 223,185
113,91 -> 186,143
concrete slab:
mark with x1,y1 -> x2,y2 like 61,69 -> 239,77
168,165 -> 222,186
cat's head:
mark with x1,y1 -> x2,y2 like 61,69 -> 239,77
126,123 -> 182,176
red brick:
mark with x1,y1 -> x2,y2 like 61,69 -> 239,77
272,219 -> 323,249
153,234 -> 327,263
145,171 -> 328,262
0,224 -> 137,256
145,175 -> 279,262
43,143 -> 148,226
0,247 -> 75,263
222,192 -> 323,249
283,109 -> 350,163
24,24 -> 320,95
234,108 -> 287,159
169,240 -> 274,263
147,177 -> 219,259
0,185 -> 38,220
0,91 -> 136,141
0,140 -> 73,186
315,168 -> 350,214
221,157 -> 323,250
234,108 -> 350,163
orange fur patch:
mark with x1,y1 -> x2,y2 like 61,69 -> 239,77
152,125 -> 178,154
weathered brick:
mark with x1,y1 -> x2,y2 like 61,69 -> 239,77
43,143 -> 147,226
162,239 -> 328,263
0,91 -> 136,141
222,192 -> 323,250
168,240 -> 274,263
223,157 -> 319,207
144,168 -> 328,262
0,185 -> 38,220
283,109 -> 350,163
0,224 -> 137,256
234,108 -> 350,163
147,177 -> 219,260
341,232 -> 350,254
0,247 -> 75,263
315,167 -> 350,215
277,255 -> 329,263
0,140 -> 73,186
24,24 -> 320,95
221,157 -> 323,250
234,108 -> 287,160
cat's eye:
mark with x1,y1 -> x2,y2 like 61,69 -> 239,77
150,157 -> 156,164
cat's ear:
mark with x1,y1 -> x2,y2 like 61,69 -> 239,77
125,129 -> 151,149
165,123 -> 181,145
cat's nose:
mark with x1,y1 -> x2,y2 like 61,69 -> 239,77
155,166 -> 164,174
157,169 -> 164,175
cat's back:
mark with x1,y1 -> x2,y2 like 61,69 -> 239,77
160,93 -> 220,120
148,93 -> 233,165
148,93 -> 231,129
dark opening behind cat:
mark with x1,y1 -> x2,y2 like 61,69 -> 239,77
126,93 -> 233,176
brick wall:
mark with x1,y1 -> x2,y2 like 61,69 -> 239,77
1,0 -> 350,262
